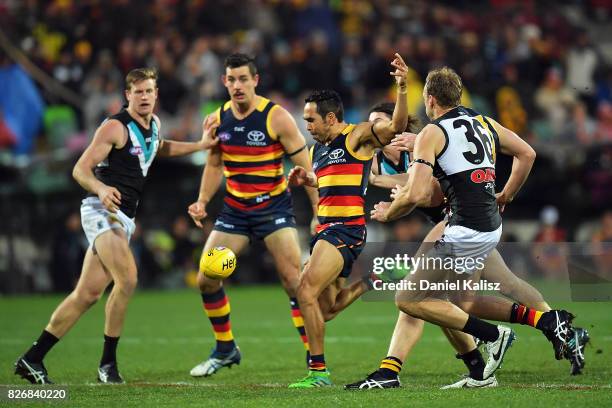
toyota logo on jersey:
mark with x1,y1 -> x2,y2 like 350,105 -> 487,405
329,149 -> 345,160
247,130 -> 265,142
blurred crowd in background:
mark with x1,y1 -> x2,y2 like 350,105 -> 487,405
0,0 -> 611,293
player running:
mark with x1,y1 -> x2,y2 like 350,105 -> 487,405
346,102 -> 589,389
187,54 -> 319,377
15,68 -> 217,384
367,67 -> 576,386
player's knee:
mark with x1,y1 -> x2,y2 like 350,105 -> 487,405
75,288 -> 104,308
279,272 -> 299,296
197,271 -> 221,292
296,279 -> 317,304
456,299 -> 475,313
395,299 -> 421,317
115,275 -> 138,297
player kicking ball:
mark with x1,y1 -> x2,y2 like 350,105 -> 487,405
286,53 -> 411,388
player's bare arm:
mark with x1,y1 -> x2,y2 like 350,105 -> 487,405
350,53 -> 409,156
489,117 -> 536,212
157,115 -> 219,157
72,119 -> 125,213
370,171 -> 410,189
188,145 -> 224,228
371,124 -> 443,222
271,105 -> 320,223
388,176 -> 444,208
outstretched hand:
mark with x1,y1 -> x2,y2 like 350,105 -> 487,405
200,115 -> 220,149
390,53 -> 409,88
371,201 -> 391,222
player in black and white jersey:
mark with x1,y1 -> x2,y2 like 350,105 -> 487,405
15,68 -> 218,384
347,101 -> 588,390
370,67 -> 575,383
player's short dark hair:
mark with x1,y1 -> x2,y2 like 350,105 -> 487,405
368,102 -> 421,133
224,53 -> 258,76
125,67 -> 157,90
305,89 -> 344,122
424,67 -> 462,108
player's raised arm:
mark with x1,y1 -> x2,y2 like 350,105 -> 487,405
158,115 -> 219,157
489,117 -> 536,212
271,105 -> 320,219
188,144 -> 224,228
371,124 -> 443,222
363,54 -> 410,147
72,119 -> 124,213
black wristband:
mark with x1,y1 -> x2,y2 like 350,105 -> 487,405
410,158 -> 434,169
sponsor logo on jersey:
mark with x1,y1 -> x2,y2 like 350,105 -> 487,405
129,146 -> 143,156
328,148 -> 347,164
470,168 -> 496,183
255,193 -> 271,203
214,220 -> 235,229
329,149 -> 344,160
246,130 -> 267,146
218,132 -> 231,142
275,217 -> 286,225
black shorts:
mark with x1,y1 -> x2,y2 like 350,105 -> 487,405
310,224 -> 367,278
213,193 -> 296,240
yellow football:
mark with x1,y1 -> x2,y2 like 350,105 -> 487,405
200,246 -> 236,280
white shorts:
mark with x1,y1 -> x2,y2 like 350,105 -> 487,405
433,223 -> 503,275
80,197 -> 136,248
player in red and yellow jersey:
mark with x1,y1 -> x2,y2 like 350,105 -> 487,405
187,54 -> 319,377
287,53 -> 410,387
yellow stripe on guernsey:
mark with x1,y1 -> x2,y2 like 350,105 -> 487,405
205,303 -> 231,318
256,97 -> 270,112
317,205 -> 364,217
226,179 -> 288,199
221,149 -> 284,163
318,174 -> 363,188
476,115 -> 496,162
344,124 -> 374,161
223,168 -> 284,178
266,104 -> 280,141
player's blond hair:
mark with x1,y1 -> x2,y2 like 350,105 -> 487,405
424,67 -> 462,109
125,68 -> 158,90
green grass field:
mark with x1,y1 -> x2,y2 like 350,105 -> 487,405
1,287 -> 610,407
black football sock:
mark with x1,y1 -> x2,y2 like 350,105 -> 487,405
378,356 -> 403,379
461,316 -> 499,343
100,335 -> 120,366
24,330 -> 59,363
457,348 -> 485,380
